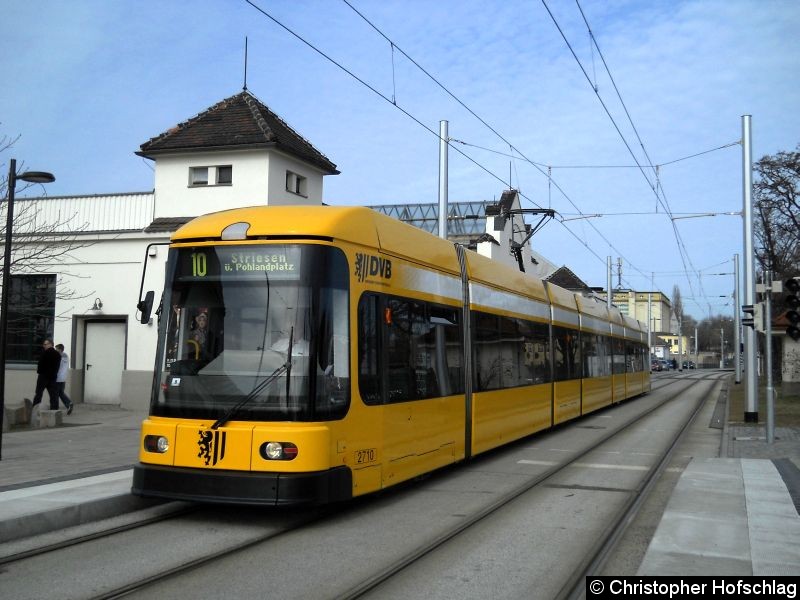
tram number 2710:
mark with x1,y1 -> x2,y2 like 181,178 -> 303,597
355,448 -> 377,464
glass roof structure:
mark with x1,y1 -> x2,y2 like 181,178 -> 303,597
369,201 -> 490,245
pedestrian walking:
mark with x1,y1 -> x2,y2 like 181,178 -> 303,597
55,343 -> 74,415
31,339 -> 61,410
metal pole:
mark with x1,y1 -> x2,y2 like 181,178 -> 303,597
695,326 -> 699,368
607,257 -> 612,309
678,317 -> 683,371
720,328 -> 725,369
647,291 -> 652,355
734,253 -> 741,384
438,120 -> 448,240
0,159 -> 18,460
765,272 -> 774,443
742,115 -> 758,421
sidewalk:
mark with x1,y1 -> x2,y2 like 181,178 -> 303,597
0,403 -> 153,542
638,377 -> 800,575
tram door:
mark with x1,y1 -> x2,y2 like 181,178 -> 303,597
84,321 -> 126,404
381,297 -> 461,485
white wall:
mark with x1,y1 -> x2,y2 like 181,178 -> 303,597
476,193 -> 535,272
153,150 -> 270,217
153,148 -> 325,217
265,151 -> 324,206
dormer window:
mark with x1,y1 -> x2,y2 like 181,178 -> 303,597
286,171 -> 307,197
189,165 -> 232,187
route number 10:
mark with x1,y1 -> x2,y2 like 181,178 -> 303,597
191,252 -> 207,277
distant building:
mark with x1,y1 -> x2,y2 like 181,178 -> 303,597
595,289 -> 674,337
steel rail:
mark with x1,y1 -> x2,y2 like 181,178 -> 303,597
0,503 -> 198,566
555,372 -> 727,600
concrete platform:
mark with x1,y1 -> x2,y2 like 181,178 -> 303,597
638,458 -> 800,575
0,470 -> 148,542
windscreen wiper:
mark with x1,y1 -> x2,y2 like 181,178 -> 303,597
211,328 -> 293,430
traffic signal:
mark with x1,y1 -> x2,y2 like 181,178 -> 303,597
741,303 -> 763,331
786,277 -> 800,341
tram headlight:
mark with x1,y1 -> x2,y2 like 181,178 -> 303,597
264,442 -> 283,460
144,435 -> 169,453
259,441 -> 298,461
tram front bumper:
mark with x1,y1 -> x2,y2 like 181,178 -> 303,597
131,463 -> 352,506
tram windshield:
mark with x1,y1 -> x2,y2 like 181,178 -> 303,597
151,244 -> 350,421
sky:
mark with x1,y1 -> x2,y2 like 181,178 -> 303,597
2,0 -> 799,321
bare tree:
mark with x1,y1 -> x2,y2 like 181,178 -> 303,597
1,132 -> 96,327
754,144 -> 800,279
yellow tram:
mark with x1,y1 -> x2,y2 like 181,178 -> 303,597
132,206 -> 650,505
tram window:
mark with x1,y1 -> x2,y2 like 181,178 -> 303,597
612,338 -> 626,375
519,319 -> 550,385
553,326 -> 581,381
474,312 -> 501,391
625,341 -> 636,372
582,333 -> 599,378
358,294 -> 381,405
359,293 -> 464,404
584,333 -> 612,378
499,316 -> 522,387
601,336 -> 613,375
428,304 -> 464,397
385,298 -> 416,401
474,311 -> 550,390
636,344 -> 646,372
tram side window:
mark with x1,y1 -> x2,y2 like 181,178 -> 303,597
386,297 -> 464,402
358,294 -> 381,405
474,312 -> 551,390
429,304 -> 464,397
385,298 -> 419,401
625,341 -> 636,373
520,319 -> 551,385
637,344 -> 646,372
582,333 -> 610,378
553,326 -> 581,381
358,293 -> 464,404
474,312 -> 501,391
627,341 -> 646,373
612,338 -> 626,375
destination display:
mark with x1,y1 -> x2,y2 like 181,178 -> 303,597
175,246 -> 302,281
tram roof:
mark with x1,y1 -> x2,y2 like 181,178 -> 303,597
464,250 -> 548,301
171,205 -> 462,275
545,281 -> 578,311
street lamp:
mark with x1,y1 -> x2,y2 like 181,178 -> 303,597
0,158 -> 55,460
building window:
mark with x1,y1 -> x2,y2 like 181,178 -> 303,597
216,165 -> 232,185
189,165 -> 232,187
7,274 -> 56,363
190,167 -> 208,186
285,171 -> 307,197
